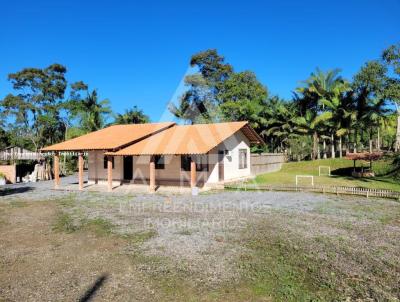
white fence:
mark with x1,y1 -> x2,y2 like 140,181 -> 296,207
225,183 -> 400,200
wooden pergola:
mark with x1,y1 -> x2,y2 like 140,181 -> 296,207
345,152 -> 383,172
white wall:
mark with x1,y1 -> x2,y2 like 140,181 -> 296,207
208,130 -> 251,183
87,129 -> 251,186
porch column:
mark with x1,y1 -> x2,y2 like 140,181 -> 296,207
107,155 -> 113,192
149,156 -> 155,192
54,151 -> 60,188
78,152 -> 84,191
190,157 -> 196,188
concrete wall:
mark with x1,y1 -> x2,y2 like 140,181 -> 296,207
0,164 -> 16,184
250,153 -> 285,176
87,130 -> 253,186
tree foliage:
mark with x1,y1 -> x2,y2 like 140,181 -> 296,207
218,71 -> 268,128
170,49 -> 266,126
114,106 -> 150,124
0,65 -> 149,152
66,81 -> 112,132
0,64 -> 67,150
1,44 -> 399,161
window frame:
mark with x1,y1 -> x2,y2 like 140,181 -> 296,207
238,149 -> 248,169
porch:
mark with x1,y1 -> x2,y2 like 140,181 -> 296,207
52,152 -> 221,193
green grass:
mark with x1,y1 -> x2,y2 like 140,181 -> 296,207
124,229 -> 158,245
251,158 -> 400,192
52,212 -> 114,236
237,235 -> 335,301
83,217 -> 114,236
52,212 -> 79,233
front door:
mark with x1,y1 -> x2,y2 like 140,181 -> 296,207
218,151 -> 224,181
123,156 -> 133,181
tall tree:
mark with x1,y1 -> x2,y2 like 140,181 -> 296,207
169,49 -> 233,124
382,44 -> 400,151
353,60 -> 388,152
296,68 -> 350,158
294,109 -> 332,159
67,81 -> 112,132
218,71 -> 268,128
190,49 -> 233,91
0,64 -> 67,150
169,74 -> 216,124
114,106 -> 149,124
260,97 -> 298,153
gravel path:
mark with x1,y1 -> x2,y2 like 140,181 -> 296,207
1,177 -> 399,300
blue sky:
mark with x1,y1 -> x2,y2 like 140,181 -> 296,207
1,0 -> 399,122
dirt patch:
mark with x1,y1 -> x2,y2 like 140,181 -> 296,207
0,200 -> 156,301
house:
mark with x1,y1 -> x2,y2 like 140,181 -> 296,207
41,121 -> 264,192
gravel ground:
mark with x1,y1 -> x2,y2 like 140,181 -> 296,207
1,177 -> 399,301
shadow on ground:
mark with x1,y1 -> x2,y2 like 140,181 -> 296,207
0,187 -> 34,196
78,273 -> 109,302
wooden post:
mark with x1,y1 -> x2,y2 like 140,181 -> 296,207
107,155 -> 113,192
190,158 -> 196,188
78,152 -> 84,191
54,151 -> 60,188
149,156 -> 155,192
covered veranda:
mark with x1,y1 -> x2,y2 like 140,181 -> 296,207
46,150 -> 209,193
40,122 -> 176,192
41,121 -> 262,193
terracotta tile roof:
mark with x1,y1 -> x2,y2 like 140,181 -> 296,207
106,121 -> 263,156
41,122 -> 175,152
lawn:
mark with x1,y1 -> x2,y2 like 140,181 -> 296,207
1,189 -> 399,301
252,158 -> 400,192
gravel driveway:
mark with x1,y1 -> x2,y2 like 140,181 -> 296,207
1,178 -> 399,301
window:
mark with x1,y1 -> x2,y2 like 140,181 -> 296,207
103,156 -> 114,169
154,155 -> 165,169
181,155 -> 208,172
238,149 -> 247,169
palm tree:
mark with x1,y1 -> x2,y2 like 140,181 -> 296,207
114,106 -> 149,124
260,97 -> 298,153
319,91 -> 355,158
293,109 -> 332,159
361,98 -> 388,152
79,90 -> 111,132
353,60 -> 389,152
67,82 -> 112,132
296,68 -> 351,158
